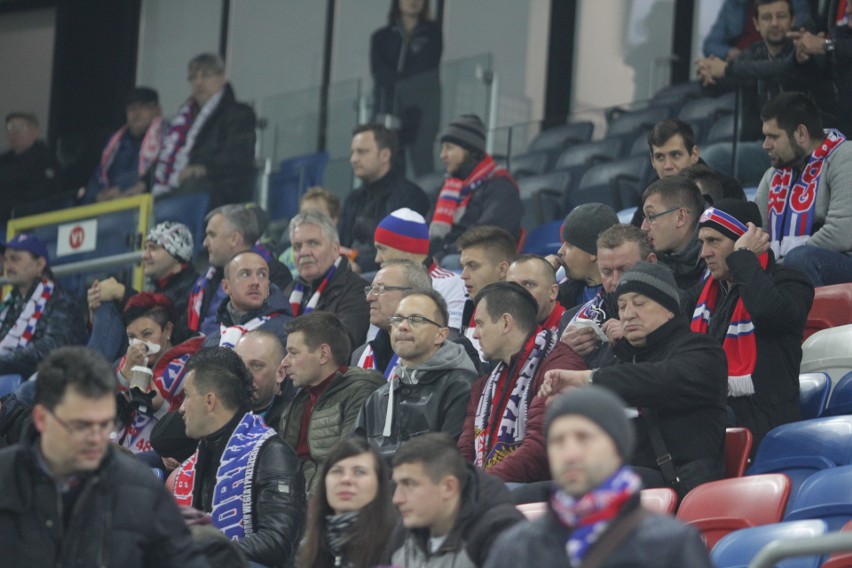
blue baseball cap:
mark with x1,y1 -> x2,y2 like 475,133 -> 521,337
0,233 -> 50,264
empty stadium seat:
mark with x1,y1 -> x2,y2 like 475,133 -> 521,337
650,81 -> 703,109
154,192 -> 211,256
785,465 -> 852,530
675,474 -> 791,550
705,113 -> 736,145
527,121 -> 595,154
710,519 -> 827,568
267,151 -> 329,222
415,171 -> 445,206
678,93 -> 736,143
553,139 -> 624,172
748,416 -> 852,512
606,106 -> 672,139
804,284 -> 852,341
800,324 -> 852,393
568,156 -> 651,212
510,151 -> 551,178
799,372 -> 831,419
724,427 -> 753,478
521,220 -> 563,256
640,487 -> 678,515
825,372 -> 852,417
517,172 -> 571,229
0,374 -> 23,398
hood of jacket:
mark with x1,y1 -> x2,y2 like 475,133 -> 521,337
395,340 -> 477,385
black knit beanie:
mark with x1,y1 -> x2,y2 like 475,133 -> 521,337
615,261 -> 681,315
545,385 -> 636,460
561,203 -> 619,255
440,114 -> 487,154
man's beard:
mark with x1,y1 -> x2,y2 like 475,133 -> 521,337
773,139 -> 810,168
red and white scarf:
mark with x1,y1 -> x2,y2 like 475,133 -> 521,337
0,278 -> 54,355
541,302 -> 567,334
187,267 -> 218,332
691,209 -> 768,397
218,312 -> 281,348
429,154 -> 515,238
473,326 -> 557,468
289,257 -> 341,316
98,117 -> 163,185
152,87 -> 224,195
767,129 -> 845,258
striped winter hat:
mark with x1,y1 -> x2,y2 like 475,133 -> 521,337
440,114 -> 486,154
374,208 -> 429,255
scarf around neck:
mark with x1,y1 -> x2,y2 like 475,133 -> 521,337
325,511 -> 359,562
429,154 -> 515,239
551,466 -> 642,567
289,257 -> 341,316
473,326 -> 557,468
767,129 -> 846,258
174,412 -> 275,539
99,117 -> 163,185
0,277 -> 54,355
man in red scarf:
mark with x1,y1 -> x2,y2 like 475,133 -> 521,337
694,198 -> 813,450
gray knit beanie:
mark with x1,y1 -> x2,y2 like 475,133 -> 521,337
615,261 -> 681,315
545,385 -> 636,459
561,203 -> 619,255
440,114 -> 486,154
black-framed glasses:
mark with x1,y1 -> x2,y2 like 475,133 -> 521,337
388,314 -> 446,328
44,407 -> 116,439
364,284 -> 411,297
644,207 -> 681,224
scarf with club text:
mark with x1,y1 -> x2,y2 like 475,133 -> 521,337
0,278 -> 54,355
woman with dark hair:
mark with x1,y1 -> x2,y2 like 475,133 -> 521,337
298,437 -> 396,568
115,292 -> 203,454
370,0 -> 442,176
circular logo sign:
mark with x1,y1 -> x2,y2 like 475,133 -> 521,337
69,225 -> 85,250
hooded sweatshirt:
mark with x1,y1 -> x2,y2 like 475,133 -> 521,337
353,341 -> 477,459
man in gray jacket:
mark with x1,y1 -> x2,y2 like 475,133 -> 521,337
354,289 -> 477,458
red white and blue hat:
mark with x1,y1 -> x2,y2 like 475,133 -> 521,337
698,198 -> 762,242
374,208 -> 429,255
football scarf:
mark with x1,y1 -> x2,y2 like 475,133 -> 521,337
98,117 -> 163,185
289,257 -> 341,316
0,278 -> 54,355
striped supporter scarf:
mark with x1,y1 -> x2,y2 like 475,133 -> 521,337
551,466 -> 643,567
766,129 -> 845,258
289,257 -> 341,316
0,278 -> 54,355
428,154 -> 515,239
690,207 -> 767,397
174,412 -> 276,540
98,117 -> 163,185
218,312 -> 282,348
473,326 -> 557,468
187,267 -> 217,332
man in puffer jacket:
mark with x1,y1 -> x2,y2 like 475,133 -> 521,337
354,290 -> 477,458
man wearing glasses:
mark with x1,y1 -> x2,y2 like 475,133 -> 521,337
640,175 -> 708,289
354,289 -> 477,459
0,346 -> 208,567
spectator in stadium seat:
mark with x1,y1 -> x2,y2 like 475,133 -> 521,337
339,124 -> 430,274
278,186 -> 341,278
429,114 -> 522,262
175,347 -> 305,568
150,52 -> 256,209
297,436 -> 397,568
201,251 -> 292,349
286,210 -> 371,347
693,199 -> 813,450
507,253 -> 568,334
541,262 -> 728,497
354,289 -> 477,458
87,221 -> 199,360
191,203 -> 292,336
390,433 -> 524,568
555,203 -> 619,310
639,175 -> 707,289
0,112 -> 60,225
682,162 -> 727,204
79,87 -> 163,204
456,225 -> 516,363
789,1 -> 852,134
702,0 -> 810,60
0,233 -> 86,378
561,224 -> 658,370
0,347 -> 209,568
235,330 -> 292,431
485,386 -> 714,568
755,91 -> 852,286
374,207 -> 466,331
458,282 -> 584,483
278,312 -> 383,496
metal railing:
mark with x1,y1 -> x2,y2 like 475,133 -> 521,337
750,531 -> 852,568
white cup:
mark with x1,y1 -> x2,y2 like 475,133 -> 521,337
129,365 -> 153,391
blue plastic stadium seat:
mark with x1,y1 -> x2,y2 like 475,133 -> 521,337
521,220 -> 563,257
154,192 -> 211,255
267,152 -> 329,222
799,372 -> 831,419
785,465 -> 852,530
824,371 -> 852,417
710,519 -> 827,568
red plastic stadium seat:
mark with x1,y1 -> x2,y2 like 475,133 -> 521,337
723,427 -> 753,478
820,520 -> 852,568
675,473 -> 791,550
804,283 -> 852,341
640,487 -> 678,515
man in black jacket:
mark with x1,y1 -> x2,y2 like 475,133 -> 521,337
693,199 -> 813,450
354,289 -> 477,458
151,52 -> 256,208
485,387 -> 713,568
542,262 -> 728,497
176,347 -> 305,568
0,346 -> 209,568
390,433 -> 524,567
340,123 -> 430,273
